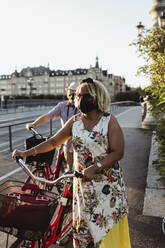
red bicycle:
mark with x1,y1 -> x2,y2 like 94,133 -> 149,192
0,157 -> 82,248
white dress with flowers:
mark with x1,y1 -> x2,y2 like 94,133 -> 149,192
72,114 -> 128,248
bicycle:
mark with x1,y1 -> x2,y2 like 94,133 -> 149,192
24,128 -> 67,192
0,157 -> 82,248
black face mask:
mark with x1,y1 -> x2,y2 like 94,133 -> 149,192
79,94 -> 97,113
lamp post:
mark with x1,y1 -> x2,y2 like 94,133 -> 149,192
136,21 -> 156,130
136,21 -> 145,37
136,22 -> 145,49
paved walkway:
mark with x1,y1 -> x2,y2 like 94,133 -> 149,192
116,106 -> 165,219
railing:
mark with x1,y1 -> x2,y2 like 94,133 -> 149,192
0,101 -> 140,152
0,119 -> 53,152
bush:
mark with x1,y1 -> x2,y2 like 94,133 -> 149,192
115,90 -> 140,102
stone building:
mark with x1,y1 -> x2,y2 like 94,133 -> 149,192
0,57 -> 126,100
150,0 -> 165,27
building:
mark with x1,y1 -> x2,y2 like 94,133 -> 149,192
0,58 -> 126,100
150,0 -> 165,27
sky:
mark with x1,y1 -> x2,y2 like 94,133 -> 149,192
0,0 -> 154,88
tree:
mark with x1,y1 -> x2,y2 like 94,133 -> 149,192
131,27 -> 165,177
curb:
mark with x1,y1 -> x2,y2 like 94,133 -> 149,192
143,132 -> 165,218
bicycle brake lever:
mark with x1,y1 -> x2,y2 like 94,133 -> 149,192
74,171 -> 83,178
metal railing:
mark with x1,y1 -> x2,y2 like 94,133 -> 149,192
0,119 -> 53,152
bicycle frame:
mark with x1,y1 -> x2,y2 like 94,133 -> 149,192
13,157 -> 82,248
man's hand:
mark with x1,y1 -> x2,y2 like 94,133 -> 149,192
26,123 -> 35,130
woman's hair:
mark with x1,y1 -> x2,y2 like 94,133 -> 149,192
81,78 -> 111,112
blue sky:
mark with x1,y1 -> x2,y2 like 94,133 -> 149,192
0,0 -> 153,88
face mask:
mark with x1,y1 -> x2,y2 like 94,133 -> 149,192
78,94 -> 97,113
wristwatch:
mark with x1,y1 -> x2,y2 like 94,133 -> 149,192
96,161 -> 102,168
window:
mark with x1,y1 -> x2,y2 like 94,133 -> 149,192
56,88 -> 64,94
56,82 -> 64,87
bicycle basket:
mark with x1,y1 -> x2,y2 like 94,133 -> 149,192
0,180 -> 58,241
25,135 -> 55,166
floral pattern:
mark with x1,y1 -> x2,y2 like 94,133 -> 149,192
72,114 -> 128,247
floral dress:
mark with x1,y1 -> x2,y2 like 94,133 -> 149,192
72,114 -> 129,248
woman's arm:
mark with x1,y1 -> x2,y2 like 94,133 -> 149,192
83,115 -> 124,180
13,117 -> 73,160
100,115 -> 124,167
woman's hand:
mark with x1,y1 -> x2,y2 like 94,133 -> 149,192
12,149 -> 26,161
82,164 -> 98,181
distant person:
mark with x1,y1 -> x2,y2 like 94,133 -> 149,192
139,96 -> 144,103
26,81 -> 80,171
139,96 -> 146,121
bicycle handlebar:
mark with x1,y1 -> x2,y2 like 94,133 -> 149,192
29,127 -> 43,138
16,156 -> 83,185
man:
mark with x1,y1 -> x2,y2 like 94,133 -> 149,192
26,81 -> 80,171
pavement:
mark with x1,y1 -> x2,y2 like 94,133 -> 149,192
115,106 -> 165,219
0,105 -> 165,247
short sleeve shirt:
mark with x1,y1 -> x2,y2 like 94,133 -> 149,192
48,101 -> 79,152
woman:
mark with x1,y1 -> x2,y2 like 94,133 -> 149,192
12,78 -> 131,248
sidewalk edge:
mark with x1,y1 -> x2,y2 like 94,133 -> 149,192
143,132 -> 165,218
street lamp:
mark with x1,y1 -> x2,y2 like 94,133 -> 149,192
136,21 -> 156,130
159,11 -> 165,29
136,21 -> 145,38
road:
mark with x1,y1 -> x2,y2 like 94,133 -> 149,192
0,106 -> 165,247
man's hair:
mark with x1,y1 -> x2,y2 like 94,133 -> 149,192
81,78 -> 110,112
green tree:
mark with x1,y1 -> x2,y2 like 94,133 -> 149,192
131,27 -> 165,176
